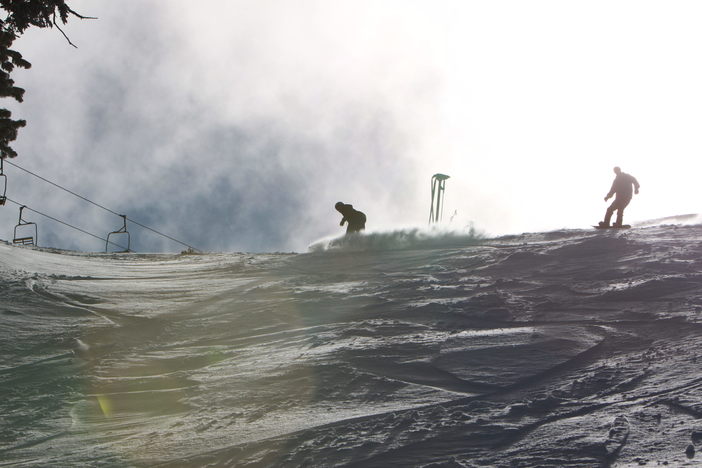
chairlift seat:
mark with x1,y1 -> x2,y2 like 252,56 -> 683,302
106,215 -> 131,252
13,206 -> 38,246
0,172 -> 6,205
13,236 -> 35,246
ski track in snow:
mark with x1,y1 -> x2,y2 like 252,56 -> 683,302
1,223 -> 702,467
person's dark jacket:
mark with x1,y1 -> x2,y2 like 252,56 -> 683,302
607,172 -> 640,200
336,203 -> 366,233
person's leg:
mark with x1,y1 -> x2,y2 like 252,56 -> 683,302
614,207 -> 624,226
346,213 -> 366,233
604,201 -> 617,226
613,198 -> 631,227
346,223 -> 361,234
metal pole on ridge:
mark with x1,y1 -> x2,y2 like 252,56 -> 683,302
429,173 -> 450,225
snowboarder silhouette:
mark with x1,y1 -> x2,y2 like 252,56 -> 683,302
600,166 -> 640,228
335,202 -> 366,234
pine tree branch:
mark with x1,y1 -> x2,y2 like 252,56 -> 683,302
51,7 -> 97,48
52,12 -> 76,48
65,6 -> 97,21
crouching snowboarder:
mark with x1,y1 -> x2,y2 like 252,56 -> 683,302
335,202 -> 366,234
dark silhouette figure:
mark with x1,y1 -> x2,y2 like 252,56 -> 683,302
600,166 -> 640,227
335,202 -> 366,234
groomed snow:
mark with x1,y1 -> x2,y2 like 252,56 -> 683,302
1,222 -> 701,467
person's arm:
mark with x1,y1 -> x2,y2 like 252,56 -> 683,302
632,176 -> 640,194
605,181 -> 616,201
340,217 -> 347,226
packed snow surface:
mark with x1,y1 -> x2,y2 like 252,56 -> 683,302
2,221 -> 702,467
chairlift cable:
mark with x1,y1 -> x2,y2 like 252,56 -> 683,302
4,197 -> 129,252
4,159 -> 121,216
3,160 -> 200,252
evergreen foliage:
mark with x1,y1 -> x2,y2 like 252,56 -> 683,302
0,1 -> 90,159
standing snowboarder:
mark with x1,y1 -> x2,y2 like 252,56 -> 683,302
335,202 -> 366,234
600,166 -> 640,228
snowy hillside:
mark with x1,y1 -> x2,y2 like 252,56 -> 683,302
1,222 -> 702,467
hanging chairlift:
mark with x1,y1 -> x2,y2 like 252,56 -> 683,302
13,205 -> 37,246
106,215 -> 130,253
0,158 -> 6,206
428,173 -> 450,224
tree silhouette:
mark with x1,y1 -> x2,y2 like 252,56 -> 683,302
0,1 -> 93,159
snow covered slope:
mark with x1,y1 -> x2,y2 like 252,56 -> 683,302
1,223 -> 701,467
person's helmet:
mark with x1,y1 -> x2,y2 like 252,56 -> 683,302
335,202 -> 344,210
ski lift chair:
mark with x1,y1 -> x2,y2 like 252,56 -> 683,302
13,205 -> 37,246
0,158 -> 6,206
106,215 -> 130,253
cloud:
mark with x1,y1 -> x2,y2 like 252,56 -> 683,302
1,1 -> 440,252
2,1 -> 700,252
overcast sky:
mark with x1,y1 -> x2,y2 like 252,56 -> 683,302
1,1 -> 700,252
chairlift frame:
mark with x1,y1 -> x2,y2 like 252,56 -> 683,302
429,173 -> 450,224
106,215 -> 130,253
13,205 -> 37,246
0,158 -> 6,206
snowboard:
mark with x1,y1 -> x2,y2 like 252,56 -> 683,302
593,224 -> 631,229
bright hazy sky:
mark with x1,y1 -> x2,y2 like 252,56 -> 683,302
0,1 -> 700,251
